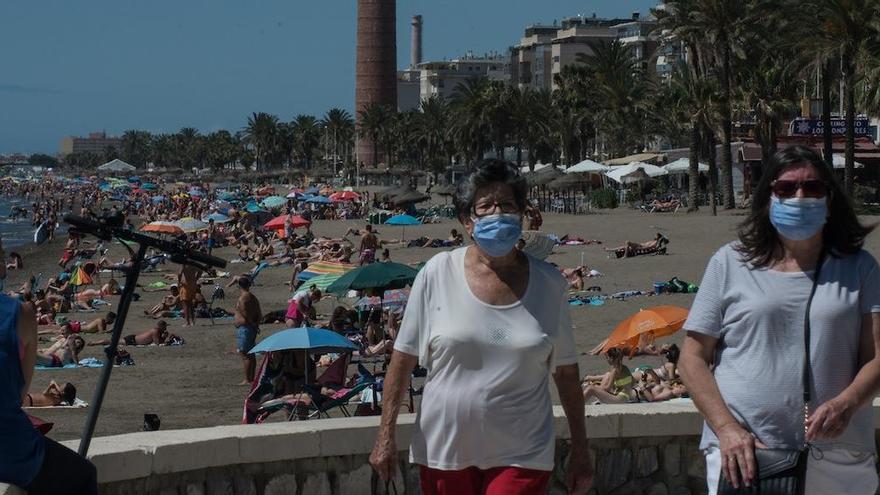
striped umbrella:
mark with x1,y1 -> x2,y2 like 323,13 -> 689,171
296,273 -> 343,292
69,265 -> 93,287
296,261 -> 356,282
382,288 -> 410,309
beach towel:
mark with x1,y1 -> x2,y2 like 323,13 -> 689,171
35,358 -> 104,370
296,261 -> 356,282
24,398 -> 89,409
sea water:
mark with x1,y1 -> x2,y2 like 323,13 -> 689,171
0,197 -> 37,248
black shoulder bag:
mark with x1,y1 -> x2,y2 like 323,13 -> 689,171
718,255 -> 824,495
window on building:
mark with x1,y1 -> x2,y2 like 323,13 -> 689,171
438,79 -> 445,87
552,56 -> 560,62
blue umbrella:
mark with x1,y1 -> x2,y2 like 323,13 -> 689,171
204,213 -> 230,223
218,192 -> 238,201
151,195 -> 166,203
141,183 -> 157,190
127,176 -> 140,183
261,195 -> 287,209
249,327 -> 358,355
304,186 -> 319,195
246,202 -> 265,213
305,196 -> 331,204
188,188 -> 204,197
385,214 -> 421,241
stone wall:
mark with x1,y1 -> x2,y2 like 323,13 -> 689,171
4,400 -> 877,495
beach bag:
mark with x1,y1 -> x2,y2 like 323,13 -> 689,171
717,255 -> 824,495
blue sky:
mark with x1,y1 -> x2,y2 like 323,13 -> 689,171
1,0 -> 657,154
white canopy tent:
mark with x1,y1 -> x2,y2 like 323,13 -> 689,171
97,159 -> 136,173
832,154 -> 865,169
664,157 -> 709,174
565,158 -> 609,174
520,162 -> 553,174
605,162 -> 668,183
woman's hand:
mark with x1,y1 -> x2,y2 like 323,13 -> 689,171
717,422 -> 765,489
806,395 -> 856,442
369,427 -> 397,481
566,442 -> 594,495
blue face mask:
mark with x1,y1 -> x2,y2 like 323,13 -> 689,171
471,213 -> 522,257
769,196 -> 828,241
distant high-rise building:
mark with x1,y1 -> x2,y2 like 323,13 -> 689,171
59,131 -> 121,156
510,12 -> 665,91
355,0 -> 397,167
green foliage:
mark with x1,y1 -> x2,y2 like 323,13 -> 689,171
28,153 -> 58,167
587,188 -> 619,209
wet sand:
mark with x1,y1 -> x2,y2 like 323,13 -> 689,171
12,207 -> 880,441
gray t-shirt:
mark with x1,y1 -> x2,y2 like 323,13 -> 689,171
686,243 -> 880,452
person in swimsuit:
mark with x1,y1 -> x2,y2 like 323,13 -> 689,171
234,276 -> 262,385
24,381 -> 77,407
178,264 -> 203,327
88,320 -> 177,347
582,348 -> 635,403
358,224 -> 379,265
35,331 -> 83,368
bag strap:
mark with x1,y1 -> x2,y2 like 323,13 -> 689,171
802,252 -> 825,446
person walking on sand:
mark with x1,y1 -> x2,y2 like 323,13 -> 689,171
359,224 -> 379,265
369,159 -> 593,495
234,276 -> 262,385
178,263 -> 202,327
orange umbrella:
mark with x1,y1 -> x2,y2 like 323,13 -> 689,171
329,191 -> 360,202
600,305 -> 689,354
141,221 -> 184,235
263,215 -> 311,238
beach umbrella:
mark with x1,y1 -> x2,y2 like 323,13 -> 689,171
382,288 -> 410,310
218,192 -> 239,201
525,167 -> 565,187
329,191 -> 360,202
296,261 -> 356,282
605,163 -> 667,183
69,265 -> 93,287
263,214 -> 311,235
306,195 -> 332,204
203,213 -> 230,223
245,202 -> 266,213
326,262 -> 418,295
620,168 -> 653,185
188,188 -> 204,196
390,189 -> 430,206
141,221 -> 184,236
261,195 -> 287,209
141,183 -> 158,190
664,158 -> 709,174
296,272 -> 344,292
175,217 -> 209,233
286,191 -> 301,199
600,306 -> 689,354
127,176 -> 140,183
304,186 -> 320,195
249,326 -> 357,355
151,195 -> 166,203
565,159 -> 609,174
384,214 -> 421,241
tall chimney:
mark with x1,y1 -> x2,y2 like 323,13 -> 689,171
410,15 -> 423,68
355,0 -> 397,168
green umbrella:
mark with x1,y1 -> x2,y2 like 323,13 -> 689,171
297,273 -> 343,292
325,262 -> 418,296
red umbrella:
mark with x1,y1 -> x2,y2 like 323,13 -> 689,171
264,215 -> 311,237
329,191 -> 360,202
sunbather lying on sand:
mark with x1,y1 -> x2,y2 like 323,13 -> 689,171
36,331 -> 84,367
605,233 -> 667,258
88,320 -> 180,347
24,381 -> 77,407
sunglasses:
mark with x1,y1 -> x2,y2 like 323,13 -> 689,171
770,180 -> 828,199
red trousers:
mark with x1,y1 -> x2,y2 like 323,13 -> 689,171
419,465 -> 551,495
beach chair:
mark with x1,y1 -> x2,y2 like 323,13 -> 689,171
293,381 -> 375,420
207,285 -> 225,326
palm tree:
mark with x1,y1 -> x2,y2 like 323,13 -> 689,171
241,112 -> 280,170
121,130 -> 152,168
450,76 -> 493,164
290,115 -> 321,169
415,95 -> 453,176
320,108 -> 355,171
358,103 -> 393,167
671,66 -> 719,213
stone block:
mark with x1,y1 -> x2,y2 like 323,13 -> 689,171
685,444 -> 706,480
88,443 -> 153,483
186,483 -> 205,495
300,473 -> 330,495
664,444 -> 681,476
264,474 -> 297,495
237,423 -> 321,464
337,464 -> 373,495
647,482 -> 669,495
585,411 -> 620,439
636,447 -> 659,477
151,428 -> 242,475
597,448 -> 631,492
206,478 -> 233,495
317,417 -> 383,457
233,476 -> 257,495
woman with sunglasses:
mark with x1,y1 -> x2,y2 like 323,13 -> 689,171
369,159 -> 593,495
680,145 -> 880,494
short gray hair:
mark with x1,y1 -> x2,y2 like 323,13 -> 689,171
454,159 -> 528,221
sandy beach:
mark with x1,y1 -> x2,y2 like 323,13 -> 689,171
11,205 -> 880,442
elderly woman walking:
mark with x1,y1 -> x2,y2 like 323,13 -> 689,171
680,146 -> 880,494
369,159 -> 593,495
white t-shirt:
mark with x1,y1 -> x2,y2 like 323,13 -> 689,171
394,247 -> 577,471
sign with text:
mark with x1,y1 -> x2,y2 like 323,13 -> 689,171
789,117 -> 877,139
